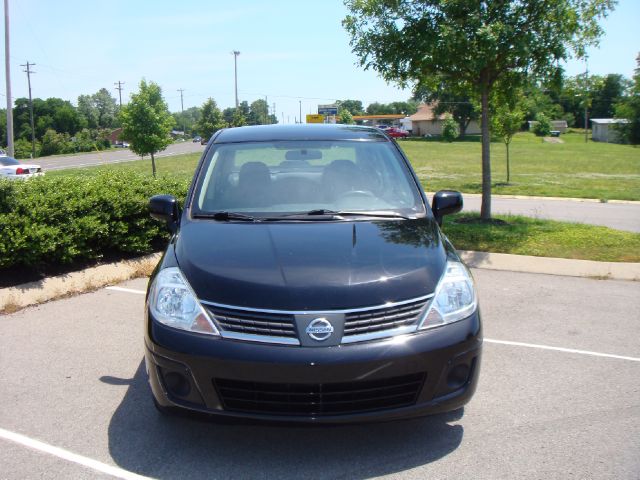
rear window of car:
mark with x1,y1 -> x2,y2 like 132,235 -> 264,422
192,140 -> 425,217
0,157 -> 20,166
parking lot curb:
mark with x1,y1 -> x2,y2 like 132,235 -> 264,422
0,253 -> 161,313
458,250 -> 640,281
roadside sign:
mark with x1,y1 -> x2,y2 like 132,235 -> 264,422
318,104 -> 338,116
306,114 -> 325,124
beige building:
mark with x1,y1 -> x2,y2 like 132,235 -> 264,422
408,104 -> 481,136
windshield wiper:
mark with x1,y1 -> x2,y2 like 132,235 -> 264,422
270,209 -> 411,220
193,211 -> 257,222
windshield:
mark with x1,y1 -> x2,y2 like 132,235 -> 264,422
192,140 -> 425,218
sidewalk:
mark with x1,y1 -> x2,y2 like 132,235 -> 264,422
458,251 -> 640,281
1,251 -> 638,313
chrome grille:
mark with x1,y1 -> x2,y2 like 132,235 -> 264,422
344,298 -> 429,336
202,294 -> 432,345
207,306 -> 297,338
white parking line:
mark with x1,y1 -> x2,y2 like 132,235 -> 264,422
104,286 -> 640,363
484,338 -> 640,362
0,427 -> 152,480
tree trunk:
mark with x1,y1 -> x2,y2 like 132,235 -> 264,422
506,141 -> 510,183
151,153 -> 156,178
480,82 -> 491,220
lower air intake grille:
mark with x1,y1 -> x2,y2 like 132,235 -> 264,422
214,373 -> 425,416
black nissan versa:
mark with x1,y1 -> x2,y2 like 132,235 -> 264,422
145,124 -> 481,423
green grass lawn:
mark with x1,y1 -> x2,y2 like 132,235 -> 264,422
399,132 -> 640,201
443,214 -> 640,263
47,152 -> 202,181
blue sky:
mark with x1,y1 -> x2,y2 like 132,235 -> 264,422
4,0 -> 638,123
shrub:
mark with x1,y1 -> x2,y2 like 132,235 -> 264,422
0,171 -> 189,269
532,113 -> 551,137
14,138 -> 40,159
73,128 -> 112,153
441,117 -> 460,142
40,129 -> 75,156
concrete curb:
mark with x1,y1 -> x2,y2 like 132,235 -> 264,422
458,251 -> 640,281
0,253 -> 161,313
2,251 -> 638,313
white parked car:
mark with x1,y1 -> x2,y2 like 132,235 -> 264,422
0,156 -> 44,180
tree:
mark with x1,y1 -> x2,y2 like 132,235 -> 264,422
338,99 -> 365,116
120,80 -> 174,177
441,117 -> 459,142
173,106 -> 202,135
532,113 -> 552,137
248,99 -> 269,125
231,107 -> 247,127
337,108 -> 355,124
344,0 -> 614,220
365,100 -> 418,115
591,74 -> 629,118
196,98 -> 226,140
491,96 -> 525,182
77,89 -> 118,130
615,53 -> 640,144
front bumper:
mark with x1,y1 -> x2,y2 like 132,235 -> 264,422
144,309 -> 482,423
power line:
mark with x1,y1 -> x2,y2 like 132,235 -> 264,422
20,61 -> 36,158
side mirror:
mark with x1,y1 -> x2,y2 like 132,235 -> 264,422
149,194 -> 180,233
432,190 -> 463,226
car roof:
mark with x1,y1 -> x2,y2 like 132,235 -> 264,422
212,124 -> 389,144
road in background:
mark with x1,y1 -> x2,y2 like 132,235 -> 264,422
37,141 -> 205,172
462,194 -> 640,232
1,270 -> 639,479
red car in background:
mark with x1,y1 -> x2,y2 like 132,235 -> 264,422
385,127 -> 410,138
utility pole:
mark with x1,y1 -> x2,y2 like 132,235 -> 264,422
264,95 -> 268,124
231,50 -> 240,108
177,88 -> 185,133
299,100 -> 302,124
4,0 -> 14,156
584,63 -> 589,144
20,61 -> 36,158
114,81 -> 124,109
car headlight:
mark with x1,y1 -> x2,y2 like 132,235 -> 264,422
419,261 -> 477,330
148,267 -> 219,336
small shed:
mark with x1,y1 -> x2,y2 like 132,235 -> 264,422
591,119 -> 629,143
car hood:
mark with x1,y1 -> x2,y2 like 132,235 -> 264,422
175,217 -> 447,311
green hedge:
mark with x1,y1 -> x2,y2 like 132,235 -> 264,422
0,171 -> 189,269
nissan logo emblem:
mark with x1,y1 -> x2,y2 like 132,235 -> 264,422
305,318 -> 334,341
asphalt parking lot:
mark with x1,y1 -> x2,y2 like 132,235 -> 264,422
1,269 -> 639,479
